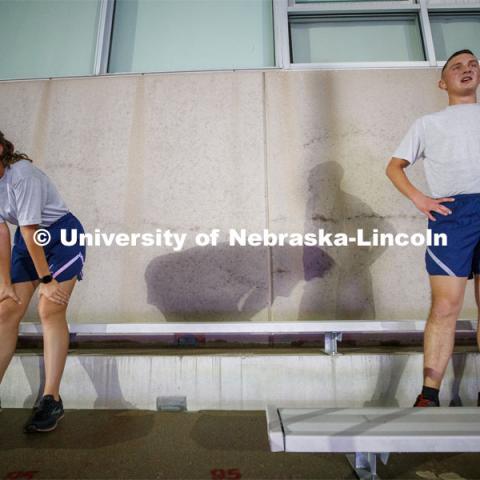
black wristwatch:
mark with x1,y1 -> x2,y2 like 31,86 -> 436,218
39,274 -> 53,284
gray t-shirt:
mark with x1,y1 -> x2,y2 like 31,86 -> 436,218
0,159 -> 69,227
392,103 -> 480,198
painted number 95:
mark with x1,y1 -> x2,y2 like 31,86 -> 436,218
210,468 -> 242,479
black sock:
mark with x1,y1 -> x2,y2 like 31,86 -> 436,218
422,385 -> 439,402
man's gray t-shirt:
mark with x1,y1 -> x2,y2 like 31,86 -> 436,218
392,103 -> 480,198
0,160 -> 69,227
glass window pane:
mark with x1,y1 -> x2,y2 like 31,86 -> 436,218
109,0 -> 275,74
290,14 -> 425,62
430,13 -> 480,61
295,0 -> 399,2
0,0 -> 101,80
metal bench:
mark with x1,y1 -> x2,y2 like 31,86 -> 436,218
266,405 -> 480,479
18,319 -> 478,354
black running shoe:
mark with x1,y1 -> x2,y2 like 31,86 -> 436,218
23,395 -> 64,433
413,393 -> 439,407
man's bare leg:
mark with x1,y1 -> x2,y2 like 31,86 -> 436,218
473,275 -> 480,405
423,275 -> 468,391
474,275 -> 480,350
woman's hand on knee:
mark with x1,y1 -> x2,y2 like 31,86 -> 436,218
38,279 -> 70,305
0,283 -> 21,304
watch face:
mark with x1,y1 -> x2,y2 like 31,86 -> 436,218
41,275 -> 53,284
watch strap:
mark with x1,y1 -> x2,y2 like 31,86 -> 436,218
39,274 -> 53,284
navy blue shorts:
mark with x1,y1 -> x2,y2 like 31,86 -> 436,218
426,193 -> 480,279
11,212 -> 86,284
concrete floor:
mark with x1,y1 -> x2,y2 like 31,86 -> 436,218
1,409 -> 480,480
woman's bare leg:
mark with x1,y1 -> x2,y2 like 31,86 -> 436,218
37,277 -> 77,399
0,280 -> 39,383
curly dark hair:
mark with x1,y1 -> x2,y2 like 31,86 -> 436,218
0,131 -> 32,168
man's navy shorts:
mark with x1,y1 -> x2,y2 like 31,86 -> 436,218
11,212 -> 86,284
427,193 -> 480,279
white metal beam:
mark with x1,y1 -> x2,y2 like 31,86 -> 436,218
419,0 -> 437,65
273,0 -> 291,68
18,319 -> 477,335
289,61 -> 431,69
288,1 -> 419,14
93,0 -> 115,75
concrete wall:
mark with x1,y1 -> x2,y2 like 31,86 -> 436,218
0,69 -> 476,324
2,350 -> 479,410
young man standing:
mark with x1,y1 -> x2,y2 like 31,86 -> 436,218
386,49 -> 480,407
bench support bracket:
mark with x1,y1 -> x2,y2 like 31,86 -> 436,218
324,331 -> 343,355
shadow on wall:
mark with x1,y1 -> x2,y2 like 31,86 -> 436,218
449,352 -> 467,407
301,161 -> 395,320
19,340 -> 136,411
145,244 -> 334,322
77,353 -> 137,409
145,160 -> 394,321
20,355 -> 45,409
364,355 -> 409,408
363,352 -> 469,407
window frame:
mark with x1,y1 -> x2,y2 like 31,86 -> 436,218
1,0 -> 480,81
94,0 -> 115,75
274,0 -> 480,69
288,11 -> 427,64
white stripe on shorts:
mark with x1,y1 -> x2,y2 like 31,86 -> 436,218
427,247 -> 455,276
52,252 -> 85,280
